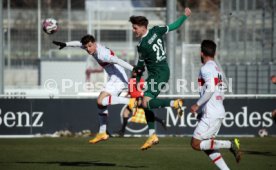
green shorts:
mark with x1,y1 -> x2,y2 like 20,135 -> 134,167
144,70 -> 170,98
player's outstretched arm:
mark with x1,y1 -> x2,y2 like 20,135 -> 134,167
109,56 -> 134,71
168,7 -> 191,32
53,41 -> 83,50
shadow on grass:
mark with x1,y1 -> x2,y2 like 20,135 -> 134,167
242,150 -> 276,157
14,161 -> 146,168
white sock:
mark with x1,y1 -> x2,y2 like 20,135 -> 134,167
149,129 -> 155,136
208,151 -> 229,170
200,139 -> 231,150
99,124 -> 107,133
98,110 -> 108,133
102,96 -> 130,106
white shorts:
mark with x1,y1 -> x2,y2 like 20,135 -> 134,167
193,116 -> 223,140
102,74 -> 128,96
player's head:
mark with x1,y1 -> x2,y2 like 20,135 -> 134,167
129,16 -> 148,38
200,40 -> 216,63
81,34 -> 97,55
271,75 -> 276,84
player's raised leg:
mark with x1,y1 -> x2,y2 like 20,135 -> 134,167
141,76 -> 184,117
147,98 -> 184,117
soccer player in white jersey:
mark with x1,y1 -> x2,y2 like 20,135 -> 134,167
53,35 -> 136,144
190,40 -> 241,170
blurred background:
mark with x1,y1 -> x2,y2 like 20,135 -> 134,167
1,0 -> 276,96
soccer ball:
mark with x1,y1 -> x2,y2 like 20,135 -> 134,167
42,18 -> 58,34
258,128 -> 268,138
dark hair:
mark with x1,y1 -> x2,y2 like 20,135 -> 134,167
201,40 -> 216,57
129,15 -> 148,28
81,34 -> 96,45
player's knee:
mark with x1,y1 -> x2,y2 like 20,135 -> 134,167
141,98 -> 150,109
97,100 -> 104,109
191,142 -> 200,151
191,138 -> 201,151
97,97 -> 104,106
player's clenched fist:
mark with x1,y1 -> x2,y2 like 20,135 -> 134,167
184,8 -> 191,17
53,41 -> 66,50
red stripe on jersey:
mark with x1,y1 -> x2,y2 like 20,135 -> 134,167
108,96 -> 111,105
216,96 -> 223,100
212,155 -> 222,163
210,138 -> 214,149
110,50 -> 115,56
198,78 -> 205,86
214,77 -> 222,85
198,78 -> 222,86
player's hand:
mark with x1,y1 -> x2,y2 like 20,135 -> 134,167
190,104 -> 199,114
53,41 -> 66,50
132,65 -> 145,76
184,7 -> 191,17
196,112 -> 203,120
131,71 -> 137,78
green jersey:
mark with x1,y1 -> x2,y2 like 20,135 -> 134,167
135,15 -> 188,98
137,26 -> 170,76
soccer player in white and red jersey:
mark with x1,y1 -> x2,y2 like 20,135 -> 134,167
53,35 -> 136,144
190,40 -> 241,170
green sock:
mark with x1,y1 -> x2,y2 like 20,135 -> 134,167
148,99 -> 171,109
148,122 -> 155,129
144,109 -> 156,135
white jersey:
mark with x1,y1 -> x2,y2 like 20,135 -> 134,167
66,41 -> 133,83
66,41 -> 134,95
91,43 -> 127,83
197,60 -> 225,118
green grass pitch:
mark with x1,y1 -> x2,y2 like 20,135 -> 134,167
0,137 -> 275,170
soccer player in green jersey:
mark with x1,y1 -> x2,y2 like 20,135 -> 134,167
129,7 -> 191,150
